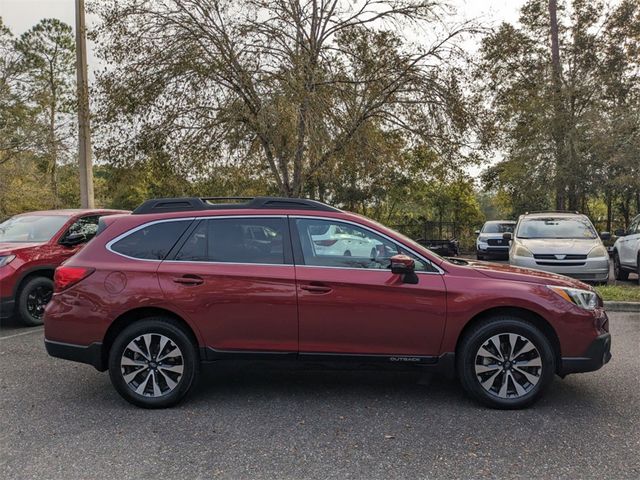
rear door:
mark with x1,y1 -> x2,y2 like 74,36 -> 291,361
619,216 -> 640,266
291,216 -> 447,358
627,217 -> 640,267
157,216 -> 298,353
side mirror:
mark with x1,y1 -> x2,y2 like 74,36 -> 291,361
60,232 -> 87,247
599,231 -> 611,241
474,230 -> 480,235
502,232 -> 513,241
390,254 -> 415,274
614,228 -> 626,237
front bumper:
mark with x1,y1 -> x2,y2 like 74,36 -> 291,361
45,339 -> 106,371
560,333 -> 612,376
511,255 -> 609,282
477,247 -> 509,258
0,296 -> 15,319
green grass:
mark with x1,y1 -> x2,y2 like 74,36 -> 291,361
595,284 -> 640,302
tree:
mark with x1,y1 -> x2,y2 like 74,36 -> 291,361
476,0 -> 640,225
90,0 -> 476,197
0,18 -> 36,167
14,19 -> 76,207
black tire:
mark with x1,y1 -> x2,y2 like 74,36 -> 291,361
108,317 -> 199,408
457,317 -> 556,409
613,252 -> 629,281
17,276 -> 53,326
476,253 -> 484,261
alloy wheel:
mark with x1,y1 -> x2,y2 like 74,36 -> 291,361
26,285 -> 52,320
474,333 -> 542,399
121,333 -> 184,397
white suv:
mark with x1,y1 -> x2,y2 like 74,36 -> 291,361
612,214 -> 640,284
309,223 -> 380,258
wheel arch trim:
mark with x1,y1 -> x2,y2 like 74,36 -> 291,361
101,306 -> 203,370
453,306 -> 562,374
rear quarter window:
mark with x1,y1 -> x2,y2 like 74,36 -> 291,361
110,220 -> 191,260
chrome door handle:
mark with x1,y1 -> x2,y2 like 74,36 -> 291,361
300,283 -> 332,294
172,275 -> 204,286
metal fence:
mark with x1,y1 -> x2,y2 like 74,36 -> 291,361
391,220 -> 461,241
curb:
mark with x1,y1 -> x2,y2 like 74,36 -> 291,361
604,301 -> 640,313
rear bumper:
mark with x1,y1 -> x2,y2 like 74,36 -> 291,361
560,333 -> 612,376
0,297 -> 15,319
45,339 -> 106,371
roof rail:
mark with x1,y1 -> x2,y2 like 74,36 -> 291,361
132,196 -> 341,215
524,210 -> 581,215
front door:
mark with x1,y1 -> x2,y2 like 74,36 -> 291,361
157,216 -> 298,352
49,215 -> 102,260
291,217 -> 447,358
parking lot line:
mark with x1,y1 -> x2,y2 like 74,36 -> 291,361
0,327 -> 44,340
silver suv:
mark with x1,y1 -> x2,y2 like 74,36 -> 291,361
612,214 -> 640,284
506,212 -> 610,284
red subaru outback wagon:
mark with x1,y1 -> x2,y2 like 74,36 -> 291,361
44,197 -> 611,409
0,209 -> 126,326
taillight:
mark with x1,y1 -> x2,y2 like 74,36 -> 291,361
54,266 -> 95,292
314,239 -> 338,247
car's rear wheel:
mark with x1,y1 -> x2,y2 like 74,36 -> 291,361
17,276 -> 53,326
457,317 -> 556,409
613,252 -> 629,281
108,317 -> 199,408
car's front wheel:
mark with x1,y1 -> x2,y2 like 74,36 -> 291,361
457,317 -> 556,409
17,276 -> 53,326
108,317 -> 199,408
613,252 -> 629,281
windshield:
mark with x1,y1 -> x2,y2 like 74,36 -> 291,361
482,222 -> 515,234
517,217 -> 597,239
0,215 -> 69,243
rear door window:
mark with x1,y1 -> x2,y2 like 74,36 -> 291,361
174,217 -> 287,264
110,220 -> 191,260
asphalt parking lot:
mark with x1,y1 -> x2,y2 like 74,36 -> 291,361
1,312 -> 639,479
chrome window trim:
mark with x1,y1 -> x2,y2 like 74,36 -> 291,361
162,260 -> 292,267
291,215 -> 444,275
105,213 -> 445,274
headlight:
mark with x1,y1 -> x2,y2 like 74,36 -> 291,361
514,245 -> 533,257
547,285 -> 599,310
0,255 -> 16,267
587,245 -> 608,258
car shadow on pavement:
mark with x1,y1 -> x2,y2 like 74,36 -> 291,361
169,361 -> 604,413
